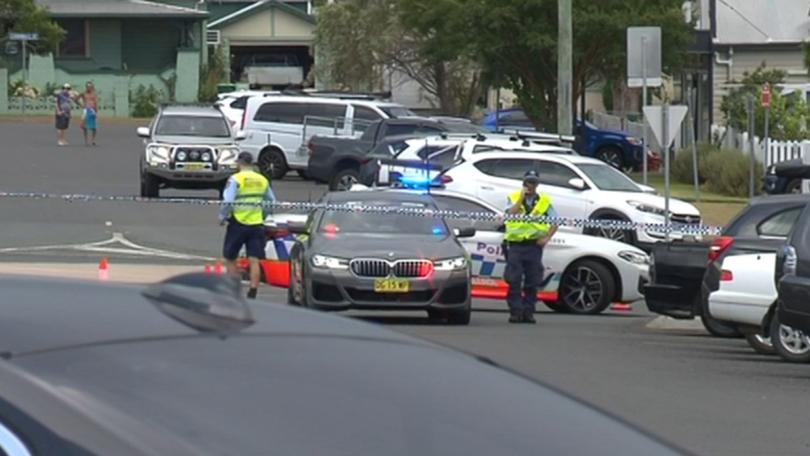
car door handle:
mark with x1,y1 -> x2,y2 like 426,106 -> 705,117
480,185 -> 494,190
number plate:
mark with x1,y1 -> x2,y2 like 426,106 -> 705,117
374,279 -> 410,293
184,163 -> 206,171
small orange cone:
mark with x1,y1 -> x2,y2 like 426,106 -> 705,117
215,261 -> 224,275
204,264 -> 212,274
98,257 -> 109,281
611,303 -> 632,312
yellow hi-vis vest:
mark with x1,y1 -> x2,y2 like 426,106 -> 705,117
504,190 -> 552,242
232,170 -> 270,225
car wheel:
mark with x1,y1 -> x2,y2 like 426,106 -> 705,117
140,172 -> 159,198
330,168 -> 360,191
288,260 -> 305,306
786,178 -> 802,194
770,312 -> 810,363
543,300 -> 571,313
745,332 -> 775,355
699,291 -> 742,338
258,148 -> 287,180
558,260 -> 615,314
584,215 -> 635,245
596,147 -> 626,172
446,306 -> 471,325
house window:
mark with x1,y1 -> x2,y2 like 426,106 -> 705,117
58,20 -> 88,57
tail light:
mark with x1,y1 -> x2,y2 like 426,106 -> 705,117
439,175 -> 453,184
240,108 -> 247,131
720,270 -> 733,281
708,236 -> 734,264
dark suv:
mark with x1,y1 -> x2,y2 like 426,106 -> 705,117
773,196 -> 810,360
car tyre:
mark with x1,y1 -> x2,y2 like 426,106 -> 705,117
786,178 -> 802,194
557,260 -> 615,315
258,148 -> 288,180
584,214 -> 636,246
140,172 -> 159,198
446,306 -> 471,325
288,260 -> 305,307
543,300 -> 571,313
744,332 -> 775,355
699,291 -> 742,338
596,147 -> 628,172
330,168 -> 360,191
769,312 -> 810,363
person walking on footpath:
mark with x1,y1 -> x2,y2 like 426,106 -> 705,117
219,152 -> 276,299
55,83 -> 74,146
503,170 -> 558,324
77,82 -> 99,146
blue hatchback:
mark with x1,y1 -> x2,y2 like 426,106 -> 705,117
481,108 -> 646,172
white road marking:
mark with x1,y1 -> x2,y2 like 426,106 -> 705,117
0,232 -> 215,261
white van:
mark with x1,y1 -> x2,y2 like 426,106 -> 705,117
239,95 -> 417,179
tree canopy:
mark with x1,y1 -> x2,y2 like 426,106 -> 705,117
0,0 -> 64,55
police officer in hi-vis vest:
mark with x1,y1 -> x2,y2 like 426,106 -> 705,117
504,170 -> 558,323
219,152 -> 277,299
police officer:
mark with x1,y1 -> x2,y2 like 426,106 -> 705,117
504,170 -> 558,323
219,152 -> 276,299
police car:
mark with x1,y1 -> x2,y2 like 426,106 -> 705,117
247,183 -> 649,314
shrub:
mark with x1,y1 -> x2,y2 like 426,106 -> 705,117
672,143 -> 718,184
702,149 -> 764,197
199,46 -> 227,102
130,85 -> 163,118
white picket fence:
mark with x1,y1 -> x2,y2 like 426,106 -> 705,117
713,125 -> 809,167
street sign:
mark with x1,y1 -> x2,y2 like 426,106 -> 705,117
761,83 -> 771,108
8,32 -> 39,41
643,105 -> 688,149
627,27 -> 662,88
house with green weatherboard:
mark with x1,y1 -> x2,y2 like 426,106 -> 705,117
1,0 -> 209,116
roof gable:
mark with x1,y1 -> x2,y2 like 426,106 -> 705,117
38,0 -> 208,18
208,0 -> 314,28
715,0 -> 810,44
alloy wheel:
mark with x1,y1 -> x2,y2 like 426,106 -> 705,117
560,266 -> 605,313
777,324 -> 810,355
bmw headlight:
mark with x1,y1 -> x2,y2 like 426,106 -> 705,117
433,257 -> 468,271
218,147 -> 240,165
627,200 -> 666,216
312,254 -> 349,270
619,250 -> 650,265
147,144 -> 171,163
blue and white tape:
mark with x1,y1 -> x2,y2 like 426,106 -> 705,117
0,191 -> 723,236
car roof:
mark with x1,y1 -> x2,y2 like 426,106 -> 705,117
383,188 -> 503,213
250,95 -> 404,108
466,150 -> 602,165
0,275 -> 682,456
749,194 -> 810,206
324,189 -> 436,205
160,105 -> 224,117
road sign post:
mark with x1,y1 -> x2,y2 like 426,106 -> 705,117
8,33 -> 39,116
643,104 -> 688,241
747,96 -> 755,199
628,27 -> 661,185
762,83 -> 771,167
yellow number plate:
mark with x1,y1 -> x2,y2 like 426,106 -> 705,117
374,279 -> 410,293
184,163 -> 205,171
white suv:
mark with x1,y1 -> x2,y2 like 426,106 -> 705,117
441,151 -> 702,246
239,95 -> 417,179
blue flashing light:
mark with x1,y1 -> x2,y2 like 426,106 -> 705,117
432,226 -> 445,235
391,172 -> 444,190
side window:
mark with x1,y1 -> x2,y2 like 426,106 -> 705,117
352,106 -> 383,132
230,96 -> 249,110
253,102 -> 306,124
426,149 -> 458,168
535,161 -> 579,187
416,125 -> 444,134
306,103 -> 347,129
386,124 -> 419,137
476,159 -> 534,180
757,208 -> 802,237
473,159 -> 499,175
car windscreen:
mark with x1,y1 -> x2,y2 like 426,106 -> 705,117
155,115 -> 231,138
318,202 -> 448,235
576,163 -> 642,192
380,106 -> 418,118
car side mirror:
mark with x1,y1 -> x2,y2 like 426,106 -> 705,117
568,177 -> 587,190
137,127 -> 150,138
287,221 -> 308,235
235,130 -> 247,141
454,227 -> 476,238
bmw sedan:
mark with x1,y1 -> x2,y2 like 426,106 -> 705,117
287,190 -> 474,324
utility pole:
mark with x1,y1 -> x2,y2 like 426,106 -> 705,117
557,0 -> 573,135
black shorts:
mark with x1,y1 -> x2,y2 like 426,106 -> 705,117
55,115 -> 70,130
223,221 -> 266,260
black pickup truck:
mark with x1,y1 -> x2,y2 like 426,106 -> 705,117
644,195 -> 807,338
306,117 -> 485,190
763,158 -> 810,194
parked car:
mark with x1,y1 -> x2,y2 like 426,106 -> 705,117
240,94 -> 418,179
246,188 -> 650,315
644,195 -> 808,338
763,158 -> 809,195
243,53 -> 304,87
136,104 -> 245,198
215,90 -> 271,126
772,195 -> 810,362
0,273 -> 683,455
481,109 -> 653,172
438,151 -> 700,247
306,118 -> 487,190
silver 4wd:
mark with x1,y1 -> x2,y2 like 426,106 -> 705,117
137,104 -> 246,198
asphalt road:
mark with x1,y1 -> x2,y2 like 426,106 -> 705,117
1,119 -> 809,455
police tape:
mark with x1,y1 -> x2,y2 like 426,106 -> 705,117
0,191 -> 723,236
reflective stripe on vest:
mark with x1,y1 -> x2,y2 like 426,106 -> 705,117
504,190 -> 552,242
232,170 -> 269,225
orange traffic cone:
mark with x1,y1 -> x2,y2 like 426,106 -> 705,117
204,264 -> 212,274
98,257 -> 109,281
215,261 -> 224,275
